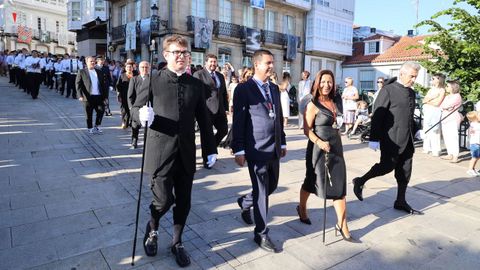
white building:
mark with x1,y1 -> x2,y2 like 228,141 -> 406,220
66,0 -> 107,57
0,0 -> 76,54
304,0 -> 355,83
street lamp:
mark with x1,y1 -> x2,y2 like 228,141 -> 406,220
151,4 -> 158,16
95,16 -> 102,26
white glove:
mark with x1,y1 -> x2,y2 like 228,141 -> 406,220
368,141 -> 380,151
139,105 -> 154,127
206,154 -> 217,168
336,115 -> 344,129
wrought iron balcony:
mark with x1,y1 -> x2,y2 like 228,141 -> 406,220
262,30 -> 285,45
112,25 -> 126,41
216,21 -> 244,39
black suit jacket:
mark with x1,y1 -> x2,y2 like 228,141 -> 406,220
127,74 -> 150,128
193,68 -> 228,114
75,68 -> 108,101
144,69 -> 217,176
231,78 -> 286,161
370,77 -> 416,154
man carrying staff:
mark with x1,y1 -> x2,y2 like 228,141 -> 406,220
139,35 -> 217,267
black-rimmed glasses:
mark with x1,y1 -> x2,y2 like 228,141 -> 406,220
166,50 -> 191,57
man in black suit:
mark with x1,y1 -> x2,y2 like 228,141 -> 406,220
96,56 -> 113,116
231,49 -> 287,253
352,61 -> 423,215
75,56 -> 108,134
127,61 -> 150,149
138,35 -> 217,267
193,54 -> 228,168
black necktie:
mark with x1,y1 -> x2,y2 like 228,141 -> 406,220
211,72 -> 217,88
262,83 -> 272,104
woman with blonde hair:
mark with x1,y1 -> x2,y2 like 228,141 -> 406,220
422,73 -> 446,156
440,80 -> 463,163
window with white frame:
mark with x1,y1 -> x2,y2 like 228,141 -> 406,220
368,41 -> 380,54
192,0 -> 206,18
95,0 -> 105,12
326,60 -> 336,73
282,61 -> 291,74
359,70 -> 375,90
242,56 -> 252,68
120,5 -> 127,25
219,0 -> 232,23
71,2 -> 81,22
218,53 -> 231,68
283,15 -> 295,34
243,5 -> 254,28
135,0 -> 141,21
191,52 -> 204,67
265,10 -> 275,32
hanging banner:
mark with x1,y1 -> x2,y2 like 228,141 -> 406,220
140,18 -> 151,46
250,0 -> 265,10
17,25 -> 32,44
194,17 -> 212,49
245,27 -> 261,54
285,34 -> 298,61
125,21 -> 136,51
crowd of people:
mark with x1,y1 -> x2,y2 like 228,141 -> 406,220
4,38 -> 480,267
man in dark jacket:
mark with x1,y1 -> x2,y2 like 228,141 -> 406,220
352,61 -> 423,215
193,54 -> 229,168
96,56 -> 113,116
127,61 -> 150,149
76,56 -> 108,134
138,35 -> 217,267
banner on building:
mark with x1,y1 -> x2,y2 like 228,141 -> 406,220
125,21 -> 137,51
245,27 -> 261,54
17,25 -> 32,44
194,17 -> 212,49
140,18 -> 151,46
285,34 -> 297,61
250,0 -> 265,10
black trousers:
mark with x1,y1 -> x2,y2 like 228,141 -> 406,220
119,94 -> 130,126
60,72 -> 68,94
27,72 -> 42,99
359,140 -> 414,203
8,65 -> 15,83
149,152 -> 193,234
247,158 -> 279,235
66,73 -> 77,98
83,95 -> 105,129
17,69 -> 26,90
46,70 -> 55,88
201,111 -> 228,162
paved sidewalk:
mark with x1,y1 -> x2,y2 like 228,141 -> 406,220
1,77 -> 480,270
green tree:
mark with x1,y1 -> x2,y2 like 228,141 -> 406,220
416,0 -> 480,101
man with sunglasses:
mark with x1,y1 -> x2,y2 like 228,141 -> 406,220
139,35 -> 217,267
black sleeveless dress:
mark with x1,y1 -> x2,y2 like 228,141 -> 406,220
311,99 -> 347,199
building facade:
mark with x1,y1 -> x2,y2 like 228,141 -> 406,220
108,0 -> 307,82
66,0 -> 107,57
0,0 -> 76,54
304,0 -> 355,84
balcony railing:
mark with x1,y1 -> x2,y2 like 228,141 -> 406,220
112,25 -> 126,41
187,16 -> 301,47
111,15 -> 167,42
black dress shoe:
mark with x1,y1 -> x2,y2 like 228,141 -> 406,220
296,205 -> 311,225
143,222 -> 158,256
237,197 -> 253,225
393,201 -> 424,215
130,139 -> 138,149
352,177 -> 364,201
171,243 -> 191,267
254,234 -> 280,253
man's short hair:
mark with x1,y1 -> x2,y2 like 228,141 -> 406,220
400,61 -> 421,72
253,49 -> 273,64
162,35 -> 189,51
205,54 -> 217,61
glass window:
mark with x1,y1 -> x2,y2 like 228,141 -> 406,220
242,56 -> 252,68
192,0 -> 206,18
135,0 -> 141,21
282,61 -> 291,74
71,2 -> 81,22
219,0 -> 232,23
265,10 -> 275,32
120,5 -> 127,25
56,21 -> 60,33
359,70 -> 375,90
95,0 -> 105,12
191,52 -> 204,66
368,41 -> 380,54
283,15 -> 295,34
218,53 -> 231,68
243,5 -> 254,28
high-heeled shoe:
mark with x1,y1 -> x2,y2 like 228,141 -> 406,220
335,224 -> 360,243
296,205 -> 312,225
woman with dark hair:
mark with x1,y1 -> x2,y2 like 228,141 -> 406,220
116,61 -> 134,129
297,69 -> 357,242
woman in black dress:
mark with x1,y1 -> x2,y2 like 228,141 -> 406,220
299,69 -> 356,242
116,62 -> 134,129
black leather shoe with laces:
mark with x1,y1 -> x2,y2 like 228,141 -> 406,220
143,222 -> 158,257
171,243 -> 191,267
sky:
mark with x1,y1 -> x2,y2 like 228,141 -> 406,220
354,0 -> 477,36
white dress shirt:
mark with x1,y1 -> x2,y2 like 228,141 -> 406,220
88,69 -> 100,95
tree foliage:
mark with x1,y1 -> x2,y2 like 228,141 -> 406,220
416,0 -> 480,101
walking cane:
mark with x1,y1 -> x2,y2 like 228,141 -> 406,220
423,101 -> 471,135
131,39 -> 156,266
322,152 -> 329,244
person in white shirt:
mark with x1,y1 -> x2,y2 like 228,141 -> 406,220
297,70 -> 312,129
75,56 -> 108,134
64,56 -> 83,99
14,49 -> 28,91
44,54 -> 55,89
53,56 -> 63,92
24,50 -> 43,99
6,51 -> 16,84
59,53 -> 71,95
